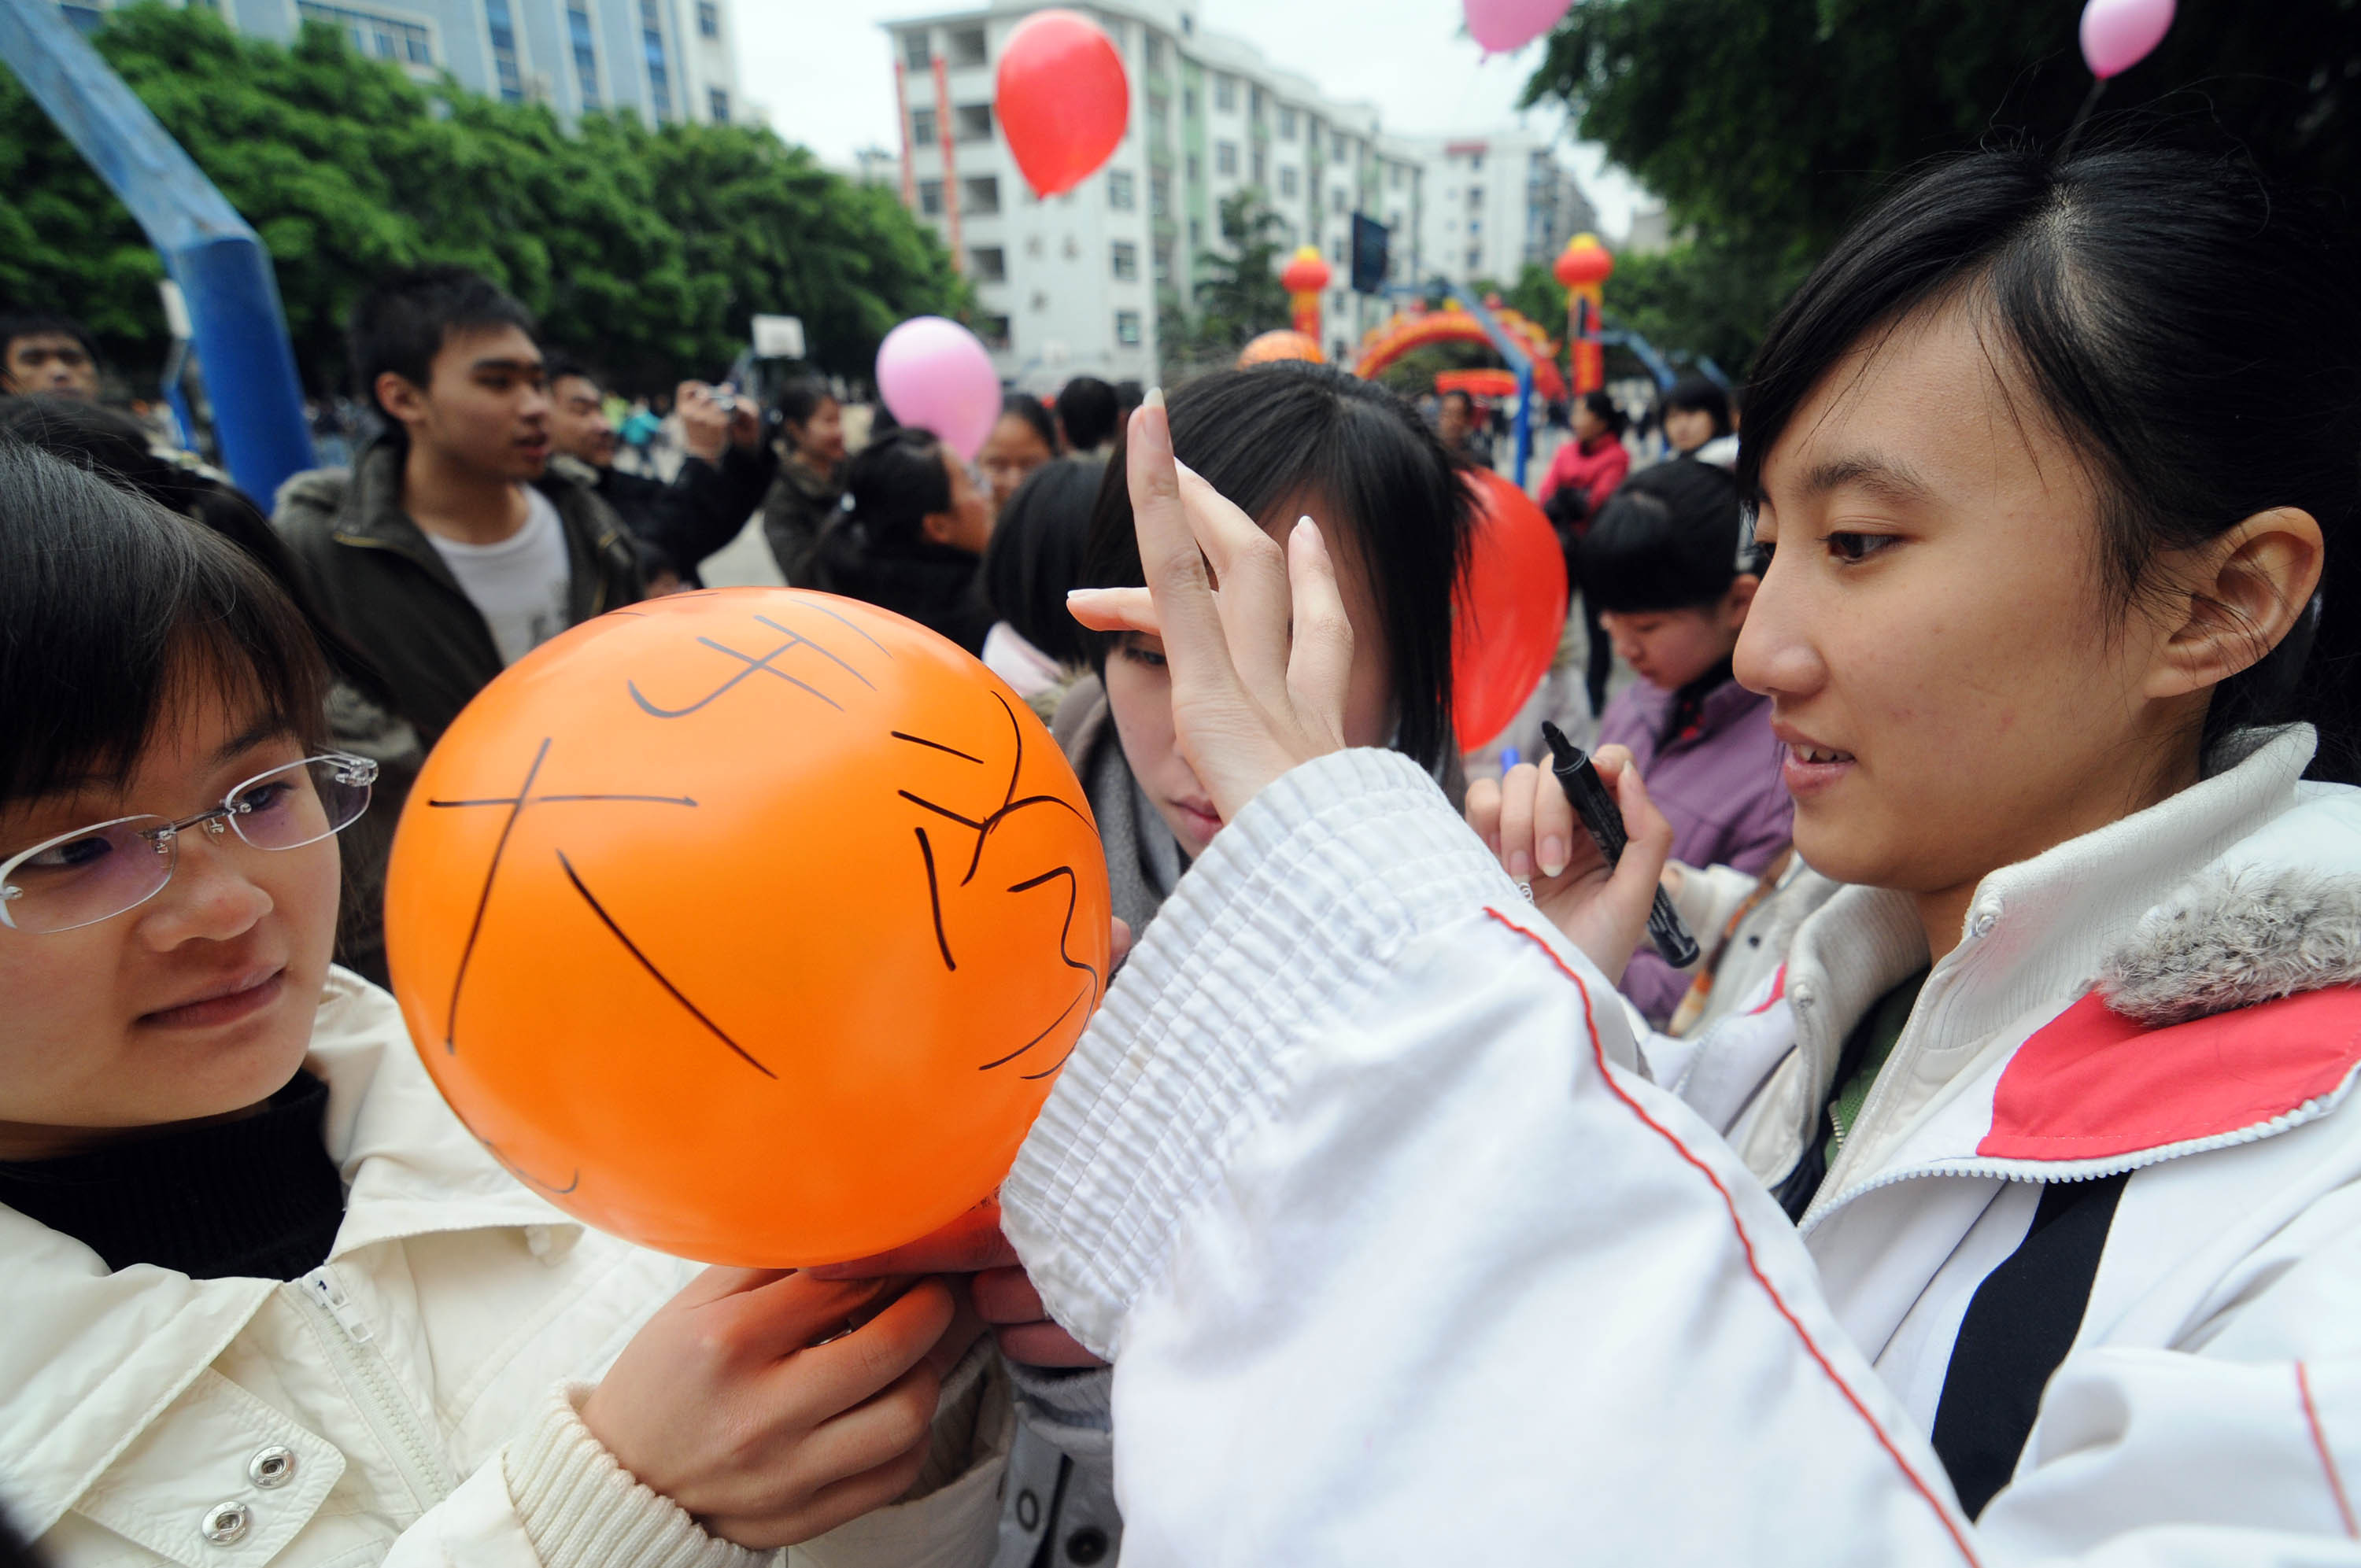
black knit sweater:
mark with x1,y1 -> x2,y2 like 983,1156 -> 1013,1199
0,1071 -> 345,1280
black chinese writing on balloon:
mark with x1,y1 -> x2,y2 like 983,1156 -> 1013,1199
626,603 -> 890,719
893,691 -> 1104,1080
426,736 -> 774,1079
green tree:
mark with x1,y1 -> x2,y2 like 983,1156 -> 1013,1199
1162,187 -> 1291,371
1522,0 -> 2361,368
0,3 -> 966,392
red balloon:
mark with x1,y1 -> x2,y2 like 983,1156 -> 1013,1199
1453,470 -> 1570,750
996,11 -> 1129,198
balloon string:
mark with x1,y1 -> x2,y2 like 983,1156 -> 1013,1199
2060,76 -> 2108,160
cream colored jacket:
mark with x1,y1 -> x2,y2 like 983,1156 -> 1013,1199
2,970 -> 1008,1568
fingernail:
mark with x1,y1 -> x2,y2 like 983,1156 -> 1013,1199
1508,848 -> 1534,879
1144,386 -> 1165,408
1539,836 -> 1568,878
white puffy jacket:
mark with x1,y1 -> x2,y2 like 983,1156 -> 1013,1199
2,972 -> 1010,1568
1004,727 -> 2361,1563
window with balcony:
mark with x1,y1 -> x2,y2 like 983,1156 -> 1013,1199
970,246 -> 1007,282
1213,74 -> 1236,112
696,0 -> 716,37
955,104 -> 993,142
962,175 -> 1001,215
1112,241 -> 1140,280
1389,164 -> 1404,189
1154,238 -> 1173,282
910,105 -> 936,144
1279,166 -> 1298,198
901,28 -> 930,69
1151,172 -> 1170,216
1183,87 -> 1197,116
1251,85 -> 1265,119
1108,169 -> 1136,209
298,1 -> 434,65
1145,34 -> 1166,70
1469,186 -> 1483,208
1333,187 -> 1350,215
1216,141 -> 1237,176
948,25 -> 986,65
977,315 -> 1012,350
1185,153 -> 1200,182
1189,217 -> 1203,249
563,1 -> 598,106
1331,131 -> 1347,160
1277,105 -> 1296,139
1115,310 -> 1143,346
708,87 -> 729,121
484,0 -> 524,101
640,0 -> 672,118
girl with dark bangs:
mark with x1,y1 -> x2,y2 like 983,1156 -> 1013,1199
988,140 -> 2361,1560
0,444 -> 1023,1566
1054,362 -> 1474,934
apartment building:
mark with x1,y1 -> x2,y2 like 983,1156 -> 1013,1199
887,0 -> 1433,382
1404,127 -> 1599,290
55,0 -> 741,127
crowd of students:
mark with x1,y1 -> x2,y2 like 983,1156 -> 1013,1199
2,134 -> 2359,1566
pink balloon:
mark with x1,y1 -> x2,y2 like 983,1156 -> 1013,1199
874,317 -> 1002,462
2079,0 -> 2174,78
1462,0 -> 1572,55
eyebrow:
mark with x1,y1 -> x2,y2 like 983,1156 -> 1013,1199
470,356 -> 544,376
1794,453 -> 1937,507
212,717 -> 291,766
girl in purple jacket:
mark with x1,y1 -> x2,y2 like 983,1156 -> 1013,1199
1581,459 -> 1792,1023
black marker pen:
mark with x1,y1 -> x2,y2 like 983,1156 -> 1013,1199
1539,721 -> 1700,969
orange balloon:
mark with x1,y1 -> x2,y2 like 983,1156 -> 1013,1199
383,588 -> 1111,1266
1236,329 -> 1325,367
1452,471 -> 1570,750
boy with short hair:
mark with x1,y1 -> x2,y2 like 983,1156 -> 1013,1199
275,267 -> 641,747
1580,457 -> 1791,1024
0,308 -> 101,400
275,269 -> 641,980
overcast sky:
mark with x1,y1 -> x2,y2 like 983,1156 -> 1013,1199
737,0 -> 1653,238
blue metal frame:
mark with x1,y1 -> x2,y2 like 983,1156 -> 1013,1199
0,0 -> 315,501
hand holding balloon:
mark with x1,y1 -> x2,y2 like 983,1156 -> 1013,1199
812,1197 -> 1103,1369
580,1268 -> 983,1548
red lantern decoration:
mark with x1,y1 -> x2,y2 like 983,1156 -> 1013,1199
996,10 -> 1129,198
1280,245 -> 1332,341
1554,234 -> 1614,396
1452,470 -> 1569,751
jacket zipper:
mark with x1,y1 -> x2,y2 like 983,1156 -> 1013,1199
1798,1083 -> 2353,1235
294,1267 -> 454,1511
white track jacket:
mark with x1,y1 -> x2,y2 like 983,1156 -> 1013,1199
1003,726 -> 2361,1564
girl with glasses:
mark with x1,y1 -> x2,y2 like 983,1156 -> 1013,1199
0,443 -> 1010,1566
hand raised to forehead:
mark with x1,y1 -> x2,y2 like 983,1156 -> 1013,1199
1067,390 -> 1356,823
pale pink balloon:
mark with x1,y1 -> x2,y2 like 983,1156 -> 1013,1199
2079,0 -> 2174,79
1463,0 -> 1573,56
874,316 -> 1002,463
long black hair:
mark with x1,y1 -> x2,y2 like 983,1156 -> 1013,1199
983,458 -> 1099,667
0,396 -> 394,710
0,439 -> 329,806
1738,141 -> 2361,782
1082,362 -> 1476,770
841,426 -> 951,553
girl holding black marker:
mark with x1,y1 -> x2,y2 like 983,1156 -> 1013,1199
1019,139 -> 2361,1560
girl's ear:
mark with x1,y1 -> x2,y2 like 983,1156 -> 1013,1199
919,508 -> 961,548
2147,507 -> 2326,700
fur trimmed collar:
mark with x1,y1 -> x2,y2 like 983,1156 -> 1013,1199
2098,865 -> 2361,1026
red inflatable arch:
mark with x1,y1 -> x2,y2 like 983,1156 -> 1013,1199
1354,301 -> 1566,402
